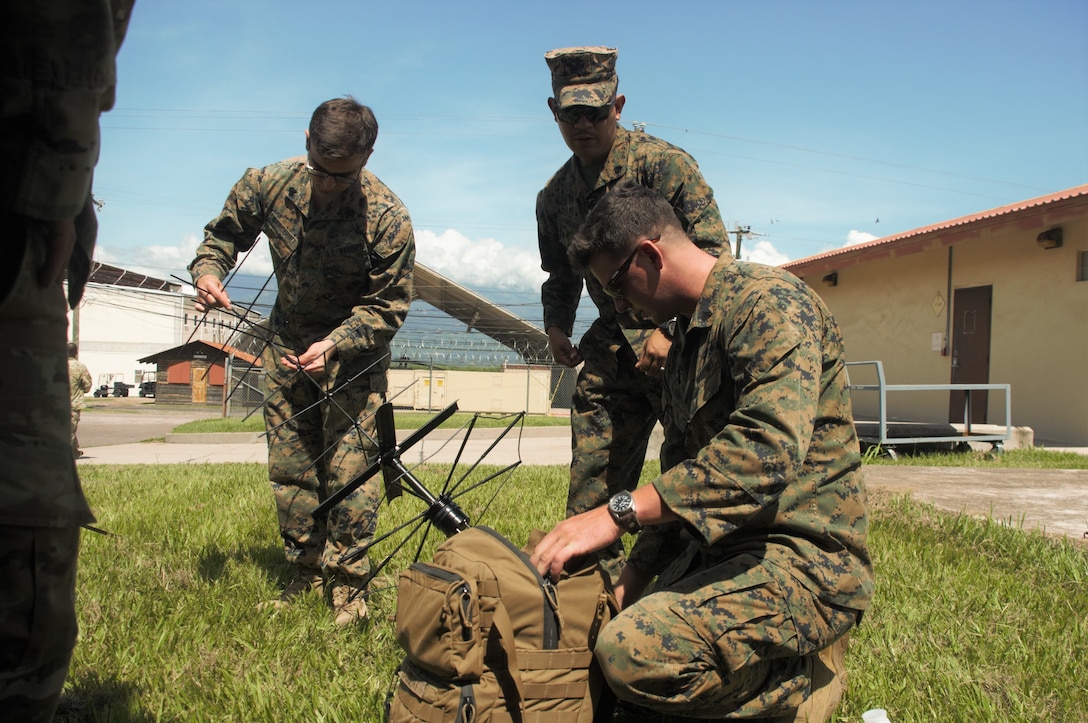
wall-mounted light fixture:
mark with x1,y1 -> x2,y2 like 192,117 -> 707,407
1037,227 -> 1063,250
822,272 -> 838,287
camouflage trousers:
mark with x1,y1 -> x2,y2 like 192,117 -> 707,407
595,549 -> 859,719
0,213 -> 92,720
70,407 -> 82,456
567,321 -> 663,580
262,346 -> 387,589
0,525 -> 81,722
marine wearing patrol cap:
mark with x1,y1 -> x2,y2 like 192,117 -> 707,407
544,46 -> 618,108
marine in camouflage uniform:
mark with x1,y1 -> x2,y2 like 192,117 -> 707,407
537,47 -> 729,580
189,98 -> 415,623
0,1 -> 134,719
68,344 -> 92,458
532,184 -> 873,721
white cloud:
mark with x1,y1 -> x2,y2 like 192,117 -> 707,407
741,238 -> 791,266
96,233 -> 275,289
415,229 -> 546,291
844,230 -> 878,247
96,228 -> 545,296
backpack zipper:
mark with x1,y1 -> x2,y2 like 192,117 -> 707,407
478,526 -> 560,648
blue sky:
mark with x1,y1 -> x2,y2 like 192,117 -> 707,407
93,0 -> 1087,333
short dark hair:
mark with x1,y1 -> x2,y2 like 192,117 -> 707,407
568,182 -> 682,271
67,342 -> 79,358
308,96 -> 378,158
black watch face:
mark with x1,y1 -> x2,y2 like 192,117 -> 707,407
611,492 -> 632,513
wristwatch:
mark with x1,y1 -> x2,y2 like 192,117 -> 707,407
608,490 -> 642,534
658,317 -> 677,340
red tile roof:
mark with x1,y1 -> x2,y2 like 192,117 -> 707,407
782,183 -> 1088,275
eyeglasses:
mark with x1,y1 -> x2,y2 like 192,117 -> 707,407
555,104 -> 613,124
306,162 -> 359,187
603,236 -> 660,300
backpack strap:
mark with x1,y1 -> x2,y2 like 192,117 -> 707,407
483,578 -> 527,708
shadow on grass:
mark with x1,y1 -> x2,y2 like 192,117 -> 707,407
57,673 -> 161,722
196,542 -> 285,585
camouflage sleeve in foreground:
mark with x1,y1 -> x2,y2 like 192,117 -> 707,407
630,260 -> 873,611
323,184 -> 415,362
0,0 -> 135,221
189,167 -> 267,284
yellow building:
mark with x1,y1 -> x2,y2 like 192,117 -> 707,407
783,184 -> 1088,446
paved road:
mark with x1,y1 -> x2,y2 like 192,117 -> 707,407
76,398 -> 1088,542
77,397 -> 213,447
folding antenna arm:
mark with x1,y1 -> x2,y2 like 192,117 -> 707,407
313,402 -> 471,537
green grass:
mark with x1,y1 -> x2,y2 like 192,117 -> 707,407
65,462 -> 1087,722
862,446 -> 1088,469
173,410 -> 571,434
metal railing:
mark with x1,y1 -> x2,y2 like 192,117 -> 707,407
845,360 -> 1011,450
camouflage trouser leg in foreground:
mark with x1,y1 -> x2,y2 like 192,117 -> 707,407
0,213 -> 92,721
594,551 -> 859,719
567,326 -> 662,581
0,525 -> 81,722
263,348 -> 385,589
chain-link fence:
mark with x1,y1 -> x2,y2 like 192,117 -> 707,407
223,362 -> 578,419
224,363 -> 265,418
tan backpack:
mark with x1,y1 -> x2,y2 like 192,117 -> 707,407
387,525 -> 619,722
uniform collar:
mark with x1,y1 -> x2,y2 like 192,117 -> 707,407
690,254 -> 736,330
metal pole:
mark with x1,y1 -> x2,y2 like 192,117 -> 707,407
222,355 -> 231,418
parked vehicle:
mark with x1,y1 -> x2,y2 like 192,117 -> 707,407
92,380 -> 135,397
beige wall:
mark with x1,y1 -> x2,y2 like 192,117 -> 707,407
388,366 -> 555,416
799,206 -> 1088,445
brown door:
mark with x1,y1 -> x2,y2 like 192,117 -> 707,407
948,285 -> 992,424
191,364 -> 208,404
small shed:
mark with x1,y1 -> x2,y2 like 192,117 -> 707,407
138,340 -> 261,407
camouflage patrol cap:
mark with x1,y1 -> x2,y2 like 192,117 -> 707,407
545,46 -> 618,108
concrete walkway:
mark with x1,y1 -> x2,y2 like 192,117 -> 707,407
76,426 -> 572,467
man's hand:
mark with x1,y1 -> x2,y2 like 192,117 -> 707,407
38,219 -> 77,288
547,326 -> 583,367
636,327 -> 672,378
281,338 -> 337,375
531,485 -> 676,582
529,506 -> 622,581
194,274 -> 233,312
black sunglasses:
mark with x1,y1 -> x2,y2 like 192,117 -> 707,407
603,236 -> 660,300
555,104 -> 613,124
306,160 -> 359,187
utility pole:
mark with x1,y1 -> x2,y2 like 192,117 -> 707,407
728,224 -> 750,259
727,223 -> 766,260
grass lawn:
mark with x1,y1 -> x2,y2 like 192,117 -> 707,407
63,456 -> 1087,722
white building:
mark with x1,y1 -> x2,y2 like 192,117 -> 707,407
67,264 -> 235,393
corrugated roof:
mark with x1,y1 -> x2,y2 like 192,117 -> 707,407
412,263 -> 550,362
782,183 -> 1088,274
89,262 -> 181,292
